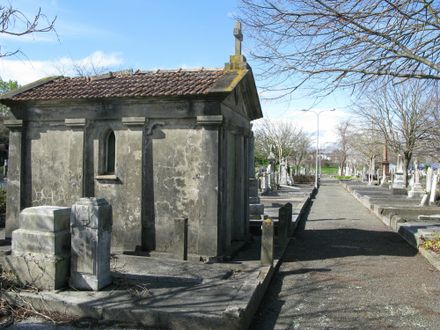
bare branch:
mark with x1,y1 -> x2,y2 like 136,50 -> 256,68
0,4 -> 56,58
239,0 -> 440,97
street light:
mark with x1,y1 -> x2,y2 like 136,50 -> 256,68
301,108 -> 336,189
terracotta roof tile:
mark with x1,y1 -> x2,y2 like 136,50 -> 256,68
9,69 -> 229,101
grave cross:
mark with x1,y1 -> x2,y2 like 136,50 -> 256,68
234,21 -> 243,56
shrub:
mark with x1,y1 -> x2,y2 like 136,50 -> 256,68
420,235 -> 440,253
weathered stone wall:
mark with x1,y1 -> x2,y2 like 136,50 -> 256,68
28,122 -> 83,207
151,121 -> 219,256
5,120 -> 24,236
91,121 -> 143,252
5,88 -> 255,258
220,90 -> 251,249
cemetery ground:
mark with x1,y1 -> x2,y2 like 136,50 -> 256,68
252,179 -> 440,329
0,185 -> 314,329
2,178 -> 440,329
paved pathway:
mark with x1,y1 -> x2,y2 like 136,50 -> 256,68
252,179 -> 440,329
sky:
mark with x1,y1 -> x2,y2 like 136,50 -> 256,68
0,0 -> 354,146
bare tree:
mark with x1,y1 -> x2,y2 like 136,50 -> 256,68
354,81 -> 434,185
349,125 -> 383,180
239,0 -> 440,97
254,119 -> 311,168
289,132 -> 311,174
0,4 -> 56,57
334,120 -> 352,176
421,85 -> 440,160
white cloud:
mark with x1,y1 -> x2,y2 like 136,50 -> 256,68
0,51 -> 123,84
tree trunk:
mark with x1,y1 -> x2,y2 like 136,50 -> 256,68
403,152 -> 412,188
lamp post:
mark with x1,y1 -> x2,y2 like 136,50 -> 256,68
301,108 -> 336,189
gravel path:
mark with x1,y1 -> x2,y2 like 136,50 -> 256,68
251,179 -> 440,329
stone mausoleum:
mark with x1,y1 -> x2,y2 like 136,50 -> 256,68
0,27 -> 262,259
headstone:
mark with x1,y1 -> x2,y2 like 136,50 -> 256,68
380,163 -> 388,185
266,164 -> 272,190
280,158 -> 288,185
6,206 -> 71,290
408,175 -> 415,189
420,167 -> 433,205
70,198 -> 112,291
361,166 -> 367,182
278,203 -> 292,248
260,174 -> 266,192
430,174 -> 438,205
391,154 -> 406,194
408,158 -> 424,198
397,154 -> 404,172
426,167 -> 433,193
261,219 -> 274,266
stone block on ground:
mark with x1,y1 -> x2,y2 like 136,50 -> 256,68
7,206 -> 71,290
5,254 -> 70,290
18,206 -> 71,232
11,229 -> 70,255
278,203 -> 292,248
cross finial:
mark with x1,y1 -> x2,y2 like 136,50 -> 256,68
234,21 -> 243,56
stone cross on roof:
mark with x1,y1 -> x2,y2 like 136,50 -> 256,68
234,21 -> 243,56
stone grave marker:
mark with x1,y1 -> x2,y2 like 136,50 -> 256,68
261,219 -> 274,266
70,198 -> 112,291
7,206 -> 71,290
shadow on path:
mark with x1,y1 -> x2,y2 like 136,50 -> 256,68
288,227 -> 417,262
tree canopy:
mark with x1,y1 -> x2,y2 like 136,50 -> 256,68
240,0 -> 440,96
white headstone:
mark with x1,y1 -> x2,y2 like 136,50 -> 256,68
426,167 -> 433,193
430,174 -> 438,205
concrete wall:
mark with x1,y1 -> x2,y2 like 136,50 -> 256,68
28,122 -> 83,207
6,87 -> 254,258
90,120 -> 144,252
150,121 -> 219,256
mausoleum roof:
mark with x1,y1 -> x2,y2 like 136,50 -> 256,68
1,68 -> 243,101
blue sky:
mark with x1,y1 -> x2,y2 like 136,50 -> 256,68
0,0 -> 353,145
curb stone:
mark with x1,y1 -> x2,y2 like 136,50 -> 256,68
340,180 -> 440,273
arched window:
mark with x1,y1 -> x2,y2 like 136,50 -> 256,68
105,130 -> 115,174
